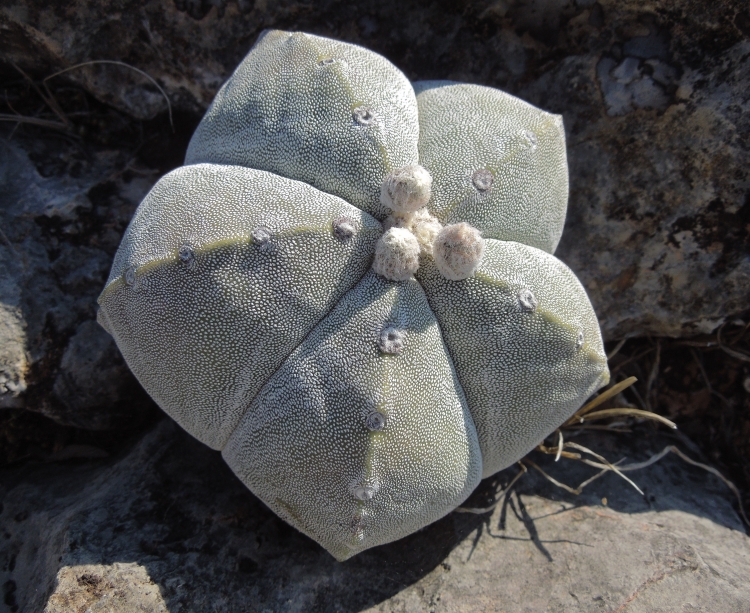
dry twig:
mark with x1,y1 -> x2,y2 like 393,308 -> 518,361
43,60 -> 174,131
527,375 -> 749,529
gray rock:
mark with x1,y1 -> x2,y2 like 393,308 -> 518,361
536,40 -> 750,339
0,140 -> 153,427
0,3 -> 747,610
0,420 -> 747,612
0,247 -> 26,408
52,320 -> 147,430
45,564 -> 168,613
0,141 -> 86,411
2,0 -> 747,339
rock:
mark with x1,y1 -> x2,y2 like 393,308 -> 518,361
2,0 -> 748,339
51,320 -> 149,430
0,267 -> 26,409
0,140 -> 93,412
45,564 -> 168,613
0,420 -> 747,612
0,2 -> 747,609
530,39 -> 750,339
0,139 -> 154,428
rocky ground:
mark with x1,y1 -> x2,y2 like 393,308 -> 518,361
2,421 -> 749,613
0,0 -> 749,611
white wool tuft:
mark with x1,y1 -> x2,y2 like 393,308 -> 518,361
433,222 -> 485,281
410,209 -> 443,256
380,165 -> 433,214
372,227 -> 421,281
382,208 -> 443,256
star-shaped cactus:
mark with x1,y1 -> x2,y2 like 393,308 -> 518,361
97,30 -> 609,560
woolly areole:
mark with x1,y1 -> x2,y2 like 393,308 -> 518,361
98,30 -> 609,561
380,164 -> 433,214
372,227 -> 421,281
433,222 -> 486,281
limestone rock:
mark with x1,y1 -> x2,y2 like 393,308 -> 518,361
45,564 -> 168,613
526,39 -> 750,339
1,420 -> 747,612
0,140 -> 153,428
52,320 -> 144,430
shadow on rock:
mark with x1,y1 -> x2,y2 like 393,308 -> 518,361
1,419 -> 747,612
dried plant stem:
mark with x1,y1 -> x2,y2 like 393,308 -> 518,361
691,348 -> 713,392
607,338 -> 627,360
523,459 -> 583,495
717,324 -> 750,363
43,60 -> 174,130
610,348 -> 655,374
626,446 -> 748,525
727,321 -> 749,345
580,408 -> 676,430
0,113 -> 71,132
11,62 -> 71,128
538,438 -> 644,495
527,333 -> 750,530
0,226 -> 16,253
564,376 -> 638,425
564,424 -> 633,433
565,441 -> 643,495
554,429 -> 563,462
645,339 -> 661,412
533,441 -> 749,528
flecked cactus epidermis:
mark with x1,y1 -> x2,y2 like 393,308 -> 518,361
98,30 -> 609,560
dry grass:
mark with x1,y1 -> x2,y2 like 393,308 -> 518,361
1,60 -> 173,136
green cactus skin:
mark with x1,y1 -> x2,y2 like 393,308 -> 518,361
98,164 -> 382,450
416,242 -> 609,479
98,30 -> 610,560
223,271 -> 482,561
185,29 -> 419,220
414,81 -> 569,253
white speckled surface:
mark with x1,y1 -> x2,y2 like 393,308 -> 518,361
414,81 -> 568,253
98,163 -> 382,450
223,271 -> 482,560
98,30 -> 609,559
417,240 -> 608,478
186,30 -> 419,220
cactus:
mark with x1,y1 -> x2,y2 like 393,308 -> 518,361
98,30 -> 609,560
